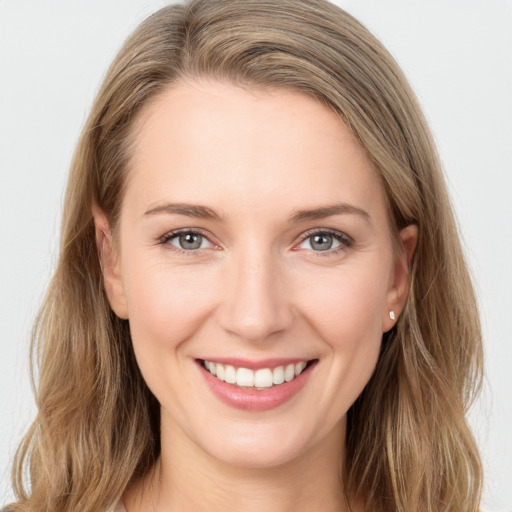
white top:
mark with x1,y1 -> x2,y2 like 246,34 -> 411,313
112,503 -> 127,512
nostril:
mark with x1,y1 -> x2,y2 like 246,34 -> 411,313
217,263 -> 293,342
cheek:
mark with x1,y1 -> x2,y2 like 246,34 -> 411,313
295,262 -> 388,343
292,262 -> 389,415
122,257 -> 218,355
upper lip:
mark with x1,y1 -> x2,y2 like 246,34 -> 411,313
197,357 -> 316,371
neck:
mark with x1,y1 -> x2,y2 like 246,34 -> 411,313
125,413 -> 354,512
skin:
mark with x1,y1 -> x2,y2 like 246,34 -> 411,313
94,80 -> 417,512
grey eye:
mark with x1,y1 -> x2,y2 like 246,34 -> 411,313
298,232 -> 344,252
173,232 -> 205,250
310,234 -> 334,251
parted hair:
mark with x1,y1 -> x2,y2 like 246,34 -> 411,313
7,1 -> 483,511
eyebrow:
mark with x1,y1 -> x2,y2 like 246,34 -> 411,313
144,202 -> 223,221
143,201 -> 371,224
289,202 -> 371,224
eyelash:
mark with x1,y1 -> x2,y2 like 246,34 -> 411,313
295,228 -> 354,256
158,228 -> 218,256
158,228 -> 354,256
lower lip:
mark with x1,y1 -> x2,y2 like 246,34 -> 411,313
197,360 -> 316,412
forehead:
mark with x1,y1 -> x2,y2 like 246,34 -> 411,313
124,80 -> 387,223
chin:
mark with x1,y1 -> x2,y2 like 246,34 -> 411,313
193,419 -> 334,470
207,441 -> 307,469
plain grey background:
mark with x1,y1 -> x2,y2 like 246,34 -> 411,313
1,1 -> 511,510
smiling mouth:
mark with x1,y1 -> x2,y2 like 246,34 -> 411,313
199,359 -> 317,390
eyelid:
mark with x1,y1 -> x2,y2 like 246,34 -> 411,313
293,227 -> 354,254
159,228 -> 220,253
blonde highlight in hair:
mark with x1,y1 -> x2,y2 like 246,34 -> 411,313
8,1 -> 483,511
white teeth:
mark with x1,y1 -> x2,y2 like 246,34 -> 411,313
236,367 -> 254,387
284,364 -> 295,382
203,360 -> 310,389
224,365 -> 237,384
254,368 -> 273,388
272,366 -> 285,385
206,361 -> 216,375
295,361 -> 307,376
216,363 -> 225,381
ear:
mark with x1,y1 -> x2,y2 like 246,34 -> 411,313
92,204 -> 129,319
382,224 -> 418,332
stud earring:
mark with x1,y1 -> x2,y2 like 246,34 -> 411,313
389,310 -> 396,321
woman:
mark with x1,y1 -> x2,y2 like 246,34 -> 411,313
5,0 -> 483,510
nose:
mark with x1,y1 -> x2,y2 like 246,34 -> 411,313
217,248 -> 293,342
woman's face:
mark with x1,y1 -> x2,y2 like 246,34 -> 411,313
99,80 -> 413,468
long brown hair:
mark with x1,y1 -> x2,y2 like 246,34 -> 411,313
8,1 -> 483,510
